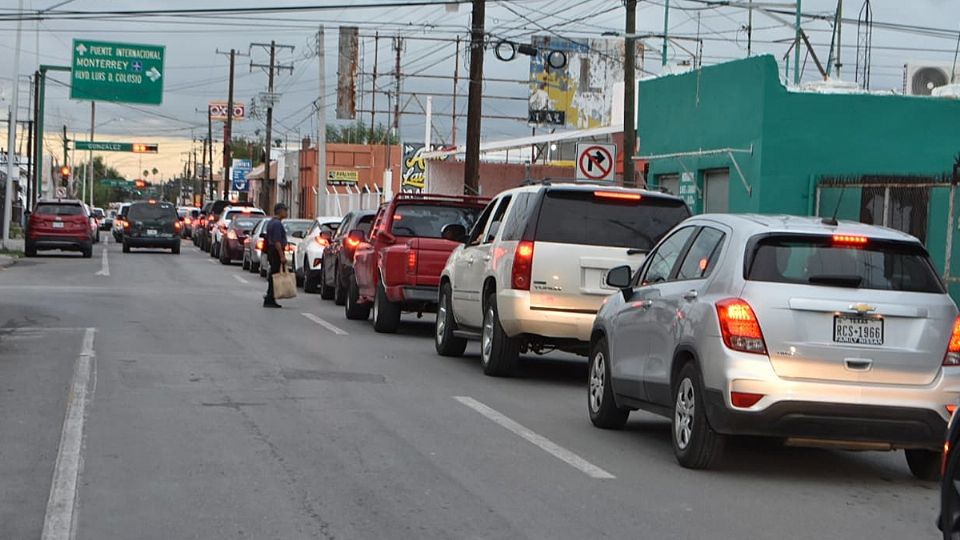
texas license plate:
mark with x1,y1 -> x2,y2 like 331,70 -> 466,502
147,229 -> 158,236
52,222 -> 64,228
833,316 -> 883,345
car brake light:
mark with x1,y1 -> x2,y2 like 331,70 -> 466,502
255,239 -> 264,251
944,316 -> 960,366
594,191 -> 641,201
123,221 -> 131,230
731,392 -> 764,408
174,222 -> 182,231
833,234 -> 868,246
511,240 -> 535,290
315,235 -> 330,247
407,250 -> 417,273
285,244 -> 296,252
944,440 -> 952,478
345,237 -> 361,249
227,230 -> 237,240
716,298 -> 767,355
185,218 -> 192,225
948,404 -> 958,416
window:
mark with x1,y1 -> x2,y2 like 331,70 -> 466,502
356,214 -> 376,236
500,193 -> 536,241
860,186 -> 930,243
127,203 -> 177,221
333,215 -> 352,239
535,190 -> 690,250
35,203 -> 83,216
467,200 -> 496,246
390,204 -> 483,239
676,227 -> 725,280
232,218 -> 263,230
484,196 -> 512,243
746,235 -> 944,293
641,227 -> 696,284
657,174 -> 680,196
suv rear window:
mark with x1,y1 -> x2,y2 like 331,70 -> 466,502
127,203 -> 177,221
391,204 -> 482,238
535,190 -> 690,250
232,218 -> 263,230
746,235 -> 945,293
35,204 -> 84,216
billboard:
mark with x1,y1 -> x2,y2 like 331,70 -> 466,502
209,101 -> 246,121
401,143 -> 426,192
528,36 -> 640,129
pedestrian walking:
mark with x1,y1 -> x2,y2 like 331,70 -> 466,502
263,203 -> 288,308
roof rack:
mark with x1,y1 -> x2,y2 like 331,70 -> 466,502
393,192 -> 490,202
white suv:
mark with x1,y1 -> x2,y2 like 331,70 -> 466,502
211,206 -> 264,259
435,183 -> 690,376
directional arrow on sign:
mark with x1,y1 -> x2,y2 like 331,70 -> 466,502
146,67 -> 162,82
75,43 -> 87,56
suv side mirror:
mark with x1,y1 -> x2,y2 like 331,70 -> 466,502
259,232 -> 267,239
291,230 -> 305,239
319,231 -> 333,242
441,223 -> 467,243
347,229 -> 366,243
606,265 -> 633,290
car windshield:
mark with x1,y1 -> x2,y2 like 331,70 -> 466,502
746,235 -> 945,293
232,217 -> 263,230
390,204 -> 483,238
284,220 -> 312,235
127,204 -> 177,221
535,190 -> 690,250
35,204 -> 83,216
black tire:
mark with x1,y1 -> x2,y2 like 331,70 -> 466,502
171,243 -> 180,255
122,242 -> 130,254
219,246 -> 230,264
435,282 -> 467,357
372,281 -> 402,333
242,256 -> 250,271
318,267 -> 334,299
304,269 -> 321,294
25,242 -> 36,257
250,260 -> 259,274
296,267 -> 305,288
672,362 -> 725,469
259,261 -> 267,278
344,276 -> 371,320
210,241 -> 219,258
334,268 -> 347,306
480,292 -> 520,377
82,246 -> 93,259
906,449 -> 941,481
588,337 -> 630,429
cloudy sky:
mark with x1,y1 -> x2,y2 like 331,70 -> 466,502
1,0 -> 958,178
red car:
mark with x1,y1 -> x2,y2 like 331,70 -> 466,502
349,193 -> 489,332
25,199 -> 94,258
219,215 -> 265,264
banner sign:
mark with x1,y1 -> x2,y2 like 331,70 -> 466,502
401,143 -> 426,192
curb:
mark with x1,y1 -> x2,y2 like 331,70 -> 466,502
0,255 -> 17,269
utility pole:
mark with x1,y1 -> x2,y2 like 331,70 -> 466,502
661,0 -> 670,67
370,32 -> 379,133
207,106 -> 214,202
463,0 -> 485,196
452,36 -> 460,147
3,0 -> 22,247
31,70 -> 39,209
316,26 -> 327,219
794,0 -> 802,85
747,0 -> 754,56
216,48 -> 240,200
250,41 -> 294,211
623,0 -> 638,187
88,102 -> 95,207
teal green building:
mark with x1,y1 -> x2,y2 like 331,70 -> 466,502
640,54 -> 960,298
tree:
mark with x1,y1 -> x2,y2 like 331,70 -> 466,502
151,167 -> 159,177
142,169 -> 149,179
74,157 -> 127,207
326,121 -> 398,145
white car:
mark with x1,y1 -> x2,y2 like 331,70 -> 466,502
293,216 -> 342,294
435,183 -> 691,376
211,206 -> 264,259
259,218 -> 313,277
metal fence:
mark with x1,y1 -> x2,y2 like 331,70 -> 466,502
815,173 -> 959,285
321,185 -> 383,217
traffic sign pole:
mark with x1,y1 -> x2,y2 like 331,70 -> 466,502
34,65 -> 72,203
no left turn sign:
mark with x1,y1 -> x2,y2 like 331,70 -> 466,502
576,143 -> 616,182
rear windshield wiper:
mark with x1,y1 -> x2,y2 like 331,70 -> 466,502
808,274 -> 863,288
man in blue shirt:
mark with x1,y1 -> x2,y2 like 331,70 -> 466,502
263,203 -> 288,308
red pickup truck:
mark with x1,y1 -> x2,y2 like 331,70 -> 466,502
348,193 -> 490,332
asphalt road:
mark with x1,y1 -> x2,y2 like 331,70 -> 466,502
0,235 -> 942,539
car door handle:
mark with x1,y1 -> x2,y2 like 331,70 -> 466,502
483,255 -> 491,262
465,257 -> 474,265
682,290 -> 699,301
632,299 -> 653,310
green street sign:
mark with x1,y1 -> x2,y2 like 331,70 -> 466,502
74,141 -> 158,153
98,179 -> 133,188
70,39 -> 165,105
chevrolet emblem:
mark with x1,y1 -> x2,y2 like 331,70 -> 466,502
849,303 -> 876,315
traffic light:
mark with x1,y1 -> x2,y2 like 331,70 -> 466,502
131,143 -> 159,154
59,166 -> 70,186
134,179 -> 147,189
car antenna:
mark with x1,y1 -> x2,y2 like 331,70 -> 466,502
821,183 -> 846,226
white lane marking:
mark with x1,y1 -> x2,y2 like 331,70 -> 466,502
206,259 -> 215,264
454,396 -> 615,480
301,313 -> 349,336
233,274 -> 249,284
42,327 -> 97,540
94,247 -> 109,276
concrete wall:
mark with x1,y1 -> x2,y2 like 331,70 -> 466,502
427,161 -> 576,197
297,143 -> 401,218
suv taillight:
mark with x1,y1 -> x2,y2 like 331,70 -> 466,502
716,298 -> 767,355
407,250 -> 417,273
944,316 -> 960,366
511,240 -> 535,290
255,238 -> 264,251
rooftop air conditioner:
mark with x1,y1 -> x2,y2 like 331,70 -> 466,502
904,63 -> 960,96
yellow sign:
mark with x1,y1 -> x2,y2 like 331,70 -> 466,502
327,170 -> 358,185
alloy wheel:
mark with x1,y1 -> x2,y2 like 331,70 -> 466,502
436,297 -> 447,344
589,352 -> 606,413
674,378 -> 695,450
481,305 -> 494,366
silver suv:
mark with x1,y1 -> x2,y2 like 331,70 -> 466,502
436,183 -> 690,376
589,214 -> 960,479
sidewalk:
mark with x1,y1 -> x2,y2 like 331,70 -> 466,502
1,238 -> 24,268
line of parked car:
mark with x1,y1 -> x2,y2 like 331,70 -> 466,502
190,184 -> 960,523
